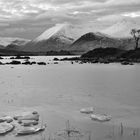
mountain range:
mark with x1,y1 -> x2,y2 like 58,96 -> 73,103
0,19 -> 139,55
0,37 -> 30,47
69,33 -> 135,54
20,23 -> 99,52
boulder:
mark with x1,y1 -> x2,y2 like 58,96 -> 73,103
0,116 -> 13,123
14,111 -> 39,121
90,114 -> 111,122
16,125 -> 46,136
18,120 -> 38,126
0,123 -> 15,135
80,107 -> 94,114
37,62 -> 46,65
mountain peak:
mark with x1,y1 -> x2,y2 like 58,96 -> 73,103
78,32 -> 110,41
35,23 -> 70,42
21,23 -> 101,52
34,22 -> 99,43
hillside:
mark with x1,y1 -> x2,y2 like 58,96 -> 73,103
21,23 -> 87,52
81,48 -> 125,58
69,32 -> 135,54
80,47 -> 140,63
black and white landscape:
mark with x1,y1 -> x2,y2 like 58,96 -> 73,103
0,0 -> 140,140
0,19 -> 139,57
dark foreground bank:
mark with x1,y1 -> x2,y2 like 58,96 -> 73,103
59,48 -> 140,65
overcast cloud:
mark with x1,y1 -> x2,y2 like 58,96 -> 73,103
0,0 -> 140,39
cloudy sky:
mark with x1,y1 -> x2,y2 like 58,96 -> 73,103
0,0 -> 140,39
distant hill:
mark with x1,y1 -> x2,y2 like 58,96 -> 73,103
81,47 -> 140,62
0,45 -> 4,49
0,37 -> 30,47
101,19 -> 140,38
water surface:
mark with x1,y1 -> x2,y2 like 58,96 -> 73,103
0,56 -> 140,140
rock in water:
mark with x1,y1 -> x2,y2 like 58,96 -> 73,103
14,111 -> 39,121
0,123 -> 15,135
18,120 -> 38,126
80,107 -> 94,114
16,125 -> 46,136
0,116 -> 13,123
90,114 -> 111,122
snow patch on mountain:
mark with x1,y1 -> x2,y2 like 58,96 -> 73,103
35,24 -> 68,41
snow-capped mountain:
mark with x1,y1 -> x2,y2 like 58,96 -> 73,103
35,23 -> 75,42
2,20 -> 137,54
22,23 -> 97,52
101,19 -> 140,38
35,23 -> 99,42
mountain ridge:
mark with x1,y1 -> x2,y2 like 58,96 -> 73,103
21,23 -> 97,52
69,32 -> 135,54
0,19 -> 139,55
0,37 -> 30,47
101,19 -> 140,38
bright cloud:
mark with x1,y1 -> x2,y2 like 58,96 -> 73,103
122,12 -> 140,18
